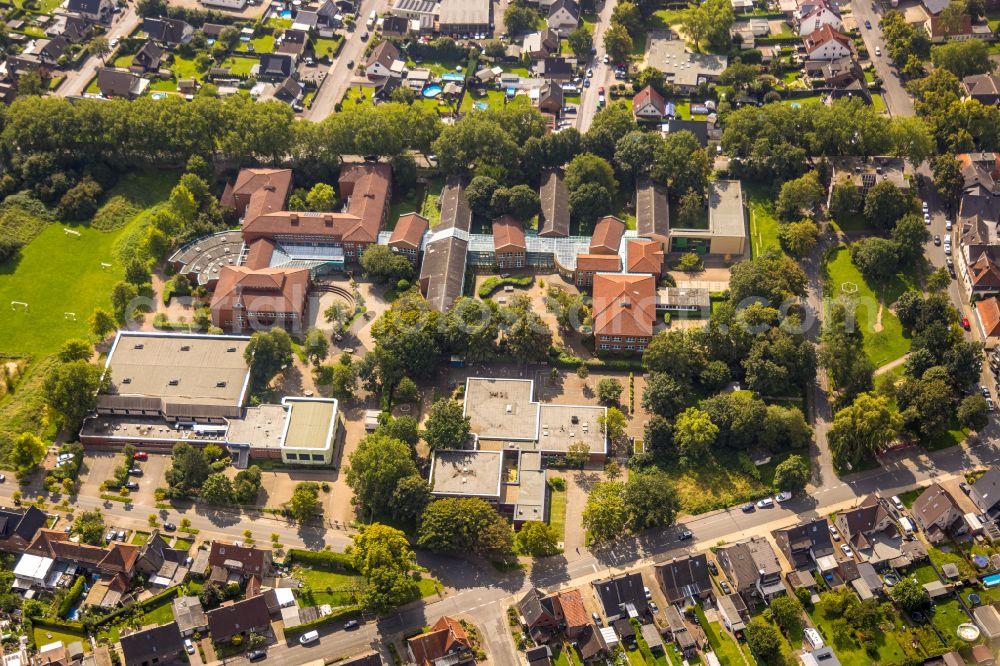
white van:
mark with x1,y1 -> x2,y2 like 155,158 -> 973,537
367,10 -> 377,28
299,630 -> 320,645
900,516 -> 915,535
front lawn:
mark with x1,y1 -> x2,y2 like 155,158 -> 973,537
130,530 -> 150,545
822,244 -> 911,367
746,185 -> 782,257
547,484 -> 567,541
294,566 -> 364,607
313,36 -> 343,58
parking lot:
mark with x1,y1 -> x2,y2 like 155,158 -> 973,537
77,450 -> 170,506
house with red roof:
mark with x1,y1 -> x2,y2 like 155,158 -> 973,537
803,25 -> 851,60
407,616 -> 475,666
492,215 -> 526,269
632,85 -> 666,120
388,213 -> 429,263
592,273 -> 656,353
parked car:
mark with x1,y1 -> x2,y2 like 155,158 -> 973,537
344,620 -> 360,630
864,19 -> 871,28
708,560 -> 718,575
116,530 -> 125,541
924,213 -> 931,224
829,525 -> 840,541
892,495 -> 904,511
679,529 -> 693,540
960,482 -> 971,494
934,235 -> 940,245
124,481 -> 139,491
644,586 -> 652,600
988,398 -> 996,411
163,522 -> 176,531
719,580 -> 730,594
741,503 -> 754,512
133,451 -> 148,461
946,220 -> 953,231
875,46 -> 881,56
649,601 -> 659,614
602,53 -> 609,64
129,467 -> 143,476
592,612 -> 602,626
922,201 -> 929,212
248,649 -> 267,662
962,316 -> 971,331
586,68 -> 594,77
982,385 -> 991,398
299,630 -> 320,645
583,79 -> 590,88
105,531 -> 115,543
184,640 -> 195,655
945,244 -> 952,255
756,498 -> 774,509
346,59 -> 355,68
841,544 -> 854,557
775,491 -> 792,503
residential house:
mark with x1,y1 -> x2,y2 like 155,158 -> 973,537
34,641 -> 83,666
407,616 -> 474,666
971,468 -> 1000,517
388,213 -> 428,263
715,536 -> 786,603
963,73 -> 1000,106
661,118 -> 710,146
130,41 -> 164,73
392,0 -> 439,23
717,594 -> 749,633
547,0 -> 580,32
66,0 -> 113,23
797,2 -> 842,36
773,518 -> 835,570
493,215 -> 526,269
538,57 -> 575,80
172,596 -> 208,637
207,541 -> 273,584
537,80 -> 564,114
539,169 -> 569,238
974,644 -> 996,666
516,588 -> 589,642
258,54 -> 295,81
575,624 -> 608,662
0,506 -> 47,555
523,28 -> 560,58
925,13 -> 975,42
654,554 -> 713,607
46,13 -> 90,43
592,573 -> 648,621
592,274 -> 656,353
119,622 -> 184,666
143,17 -> 193,45
207,595 -> 271,643
805,56 -> 864,89
276,29 -> 312,63
33,37 -> 68,65
976,296 -> 1000,348
274,76 -> 304,103
526,646 -> 553,666
664,606 -> 698,656
803,25 -> 852,59
912,483 -> 964,543
632,84 -> 666,120
366,40 -> 403,79
834,493 -> 900,564
380,15 -> 411,36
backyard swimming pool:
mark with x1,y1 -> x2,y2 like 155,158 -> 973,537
441,73 -> 464,82
279,9 -> 293,17
983,572 -> 1000,588
150,92 -> 168,100
422,85 -> 442,98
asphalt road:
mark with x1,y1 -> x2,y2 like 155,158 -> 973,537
59,5 -> 141,98
576,0 -> 617,133
849,0 -> 914,117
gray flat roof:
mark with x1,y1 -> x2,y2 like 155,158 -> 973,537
103,331 -> 251,408
513,451 -> 546,522
438,0 -> 489,24
537,404 -> 607,453
430,449 -> 503,498
708,180 -> 746,239
281,398 -> 337,450
465,378 -> 539,441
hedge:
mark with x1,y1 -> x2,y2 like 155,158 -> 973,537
286,548 -> 357,572
59,575 -> 86,619
283,605 -> 362,636
477,274 -> 533,299
89,586 -> 180,629
547,347 -> 645,371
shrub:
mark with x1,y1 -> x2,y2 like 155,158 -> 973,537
477,274 -> 532,298
91,196 -> 141,231
286,548 -> 357,571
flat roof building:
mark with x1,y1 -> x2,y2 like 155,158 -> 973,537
438,0 -> 490,33
278,397 -> 339,465
429,449 -> 503,500
668,180 -> 747,257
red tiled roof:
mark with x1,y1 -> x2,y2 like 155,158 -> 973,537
390,213 -> 429,250
590,216 -> 626,254
592,273 -> 656,338
626,239 -> 664,274
575,254 -> 621,272
803,24 -> 851,53
492,215 -> 526,251
229,169 -> 294,222
927,13 -> 973,37
244,238 -> 275,270
632,85 -> 665,116
969,253 -> 1000,290
978,296 -> 1000,337
407,617 -> 473,666
556,590 -> 589,630
207,541 -> 272,576
210,266 -> 310,324
339,163 -> 392,243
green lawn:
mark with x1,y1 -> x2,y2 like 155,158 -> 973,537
130,530 -> 151,545
172,537 -> 194,550
406,57 -> 463,77
809,595 -> 911,666
897,488 -> 922,509
581,12 -> 598,33
313,37 -> 343,58
822,244 -> 912,367
872,94 -> 887,114
697,606 -> 745,666
747,185 -> 782,257
34,625 -> 90,652
460,88 -> 529,113
662,448 -> 791,514
113,53 -> 133,68
294,566 -> 364,607
235,33 -> 275,55
547,486 -> 567,542
922,419 -> 969,451
905,561 -> 942,585
169,54 -> 209,80
0,173 -> 173,357
928,544 -> 975,580
220,55 -> 259,76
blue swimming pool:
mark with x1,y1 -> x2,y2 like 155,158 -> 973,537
279,9 -> 293,18
151,92 -> 168,100
441,73 -> 464,82
422,85 -> 442,98
474,102 -> 488,110
983,573 -> 1000,588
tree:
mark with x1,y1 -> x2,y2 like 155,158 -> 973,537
466,175 -> 500,218
851,237 -> 899,283
820,301 -> 874,403
423,399 -> 471,451
58,338 -> 93,363
569,182 -> 613,225
777,220 -> 819,258
515,521 -> 561,556
164,443 -> 211,496
932,153 -> 965,213
86,36 -> 110,63
701,391 -> 767,451
675,188 -> 703,229
829,181 -> 862,220
641,372 -> 688,419
863,180 -> 909,231
582,481 -> 628,544
676,252 -> 703,272
233,465 -> 263,504
546,287 -> 589,332
828,392 -> 902,470
745,618 -> 783,666
11,432 -> 46,475
305,183 -> 337,211
719,62 -> 761,92
567,26 -> 593,59
244,328 -> 293,389
504,2 -> 539,34
729,250 -> 808,306
201,473 -> 234,504
303,328 -> 329,366
674,407 -> 717,464
770,595 -> 804,636
623,469 -> 680,530
346,434 -> 418,517
351,523 -> 418,613
287,481 -> 322,521
329,356 -> 358,401
565,153 -> 617,194
501,296 -> 553,363
958,394 -> 989,431
596,378 -> 623,405
394,377 -> 419,404
603,22 -> 633,63
891,214 -> 931,263
614,130 -> 663,181
361,244 -> 414,285
600,408 -> 628,448
110,281 -> 138,323
72,509 -> 105,546
124,259 -> 151,286
418,497 -> 513,556
776,172 -> 824,221
611,1 -> 641,34
643,329 -> 706,384
391,475 -> 431,525
762,405 -> 812,451
565,442 -> 591,468
325,301 -> 352,335
932,39 -> 991,79
43,360 -> 108,431
773,455 -> 810,492
891,576 -> 929,613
